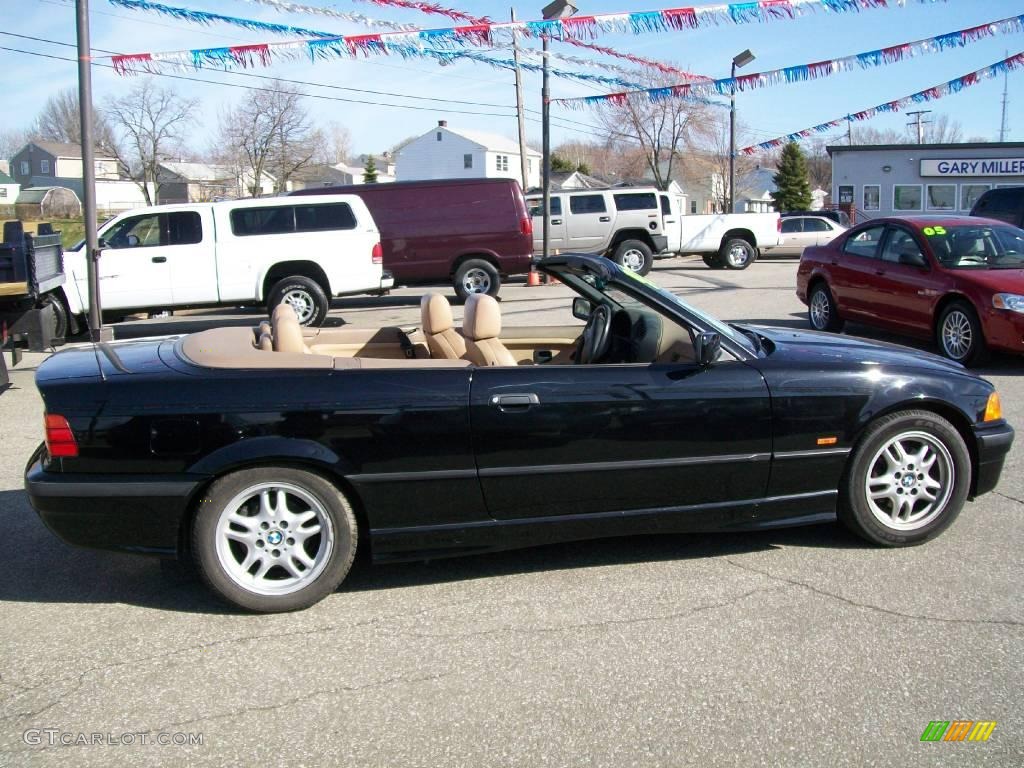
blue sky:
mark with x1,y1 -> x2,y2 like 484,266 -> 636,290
3,0 -> 1022,157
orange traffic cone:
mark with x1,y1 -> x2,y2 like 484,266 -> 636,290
527,269 -> 542,286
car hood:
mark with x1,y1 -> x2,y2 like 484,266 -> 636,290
747,325 -> 974,378
950,268 -> 1024,294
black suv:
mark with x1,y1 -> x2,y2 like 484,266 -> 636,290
970,187 -> 1024,227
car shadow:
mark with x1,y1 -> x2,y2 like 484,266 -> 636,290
0,488 -> 871,614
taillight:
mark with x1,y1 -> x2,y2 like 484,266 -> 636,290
520,216 -> 533,237
45,414 -> 78,458
371,242 -> 383,265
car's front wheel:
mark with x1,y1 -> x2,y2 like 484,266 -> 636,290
808,283 -> 844,333
193,467 -> 358,612
838,410 -> 970,547
937,301 -> 988,366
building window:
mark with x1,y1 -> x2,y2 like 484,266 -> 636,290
496,154 -> 509,172
40,159 -> 50,174
926,184 -> 956,211
961,184 -> 991,210
436,132 -> 442,142
0,189 -> 6,198
464,154 -> 473,169
690,200 -> 697,214
862,185 -> 880,211
893,185 -> 923,212
19,161 -> 29,176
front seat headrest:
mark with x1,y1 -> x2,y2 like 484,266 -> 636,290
421,293 -> 454,334
463,294 -> 501,341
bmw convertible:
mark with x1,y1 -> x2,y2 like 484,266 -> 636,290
25,254 -> 1013,612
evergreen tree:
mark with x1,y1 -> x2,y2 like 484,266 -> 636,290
363,155 -> 378,184
551,154 -> 574,173
771,142 -> 812,212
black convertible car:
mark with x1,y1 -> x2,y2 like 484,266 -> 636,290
26,255 -> 1013,612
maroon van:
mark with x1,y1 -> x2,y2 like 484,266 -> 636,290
292,178 -> 533,300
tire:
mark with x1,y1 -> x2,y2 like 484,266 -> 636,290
719,238 -> 756,270
807,282 -> 845,333
192,467 -> 358,613
454,259 -> 500,301
838,410 -> 970,547
937,300 -> 988,366
612,239 -> 653,276
267,276 -> 329,327
702,254 -> 725,270
38,292 -> 68,341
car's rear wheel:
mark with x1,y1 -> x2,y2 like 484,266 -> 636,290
838,410 -> 970,547
612,239 -> 653,276
937,301 -> 988,366
702,254 -> 725,270
720,238 -> 755,270
454,259 -> 501,301
808,283 -> 844,333
193,467 -> 358,612
268,276 -> 329,327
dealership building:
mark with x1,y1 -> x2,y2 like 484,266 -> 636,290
828,142 -> 1024,220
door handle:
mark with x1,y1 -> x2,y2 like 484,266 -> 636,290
599,216 -> 611,222
490,393 -> 540,411
151,256 -> 167,263
551,219 -> 563,225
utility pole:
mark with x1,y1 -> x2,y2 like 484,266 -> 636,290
906,110 -> 933,144
999,51 -> 1010,142
510,8 -> 531,192
76,0 -> 109,341
847,117 -> 853,146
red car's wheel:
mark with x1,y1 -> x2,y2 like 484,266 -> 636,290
808,283 -> 844,333
937,301 -> 988,366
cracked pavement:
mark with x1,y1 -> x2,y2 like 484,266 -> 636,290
1,258 -> 1022,767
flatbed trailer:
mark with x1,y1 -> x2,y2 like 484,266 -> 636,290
0,221 -> 66,388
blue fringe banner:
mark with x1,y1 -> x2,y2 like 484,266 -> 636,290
740,52 -> 1024,154
553,14 -> 1024,107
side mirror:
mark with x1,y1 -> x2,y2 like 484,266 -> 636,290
572,297 -> 592,321
694,331 -> 722,367
898,248 -> 926,267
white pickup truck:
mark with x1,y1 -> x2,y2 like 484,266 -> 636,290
657,192 -> 782,270
61,195 -> 392,327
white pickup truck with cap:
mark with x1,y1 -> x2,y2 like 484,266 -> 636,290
60,195 -> 392,327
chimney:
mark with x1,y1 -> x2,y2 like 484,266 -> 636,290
438,120 -> 448,128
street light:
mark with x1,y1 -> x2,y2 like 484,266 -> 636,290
541,0 -> 578,260
728,48 -> 755,214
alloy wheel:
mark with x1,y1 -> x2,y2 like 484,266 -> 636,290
215,482 -> 335,596
941,310 -> 973,360
620,248 -> 646,272
462,268 -> 491,294
810,289 -> 831,330
864,431 -> 954,531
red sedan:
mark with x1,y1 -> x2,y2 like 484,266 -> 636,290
797,215 -> 1024,365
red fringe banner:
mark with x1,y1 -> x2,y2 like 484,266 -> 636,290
759,0 -> 796,20
230,44 -> 271,67
662,8 -> 699,30
562,16 -> 599,39
112,53 -> 152,74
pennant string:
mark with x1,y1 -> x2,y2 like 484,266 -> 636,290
738,52 -> 1024,154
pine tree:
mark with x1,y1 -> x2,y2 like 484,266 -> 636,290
362,155 -> 378,184
771,142 -> 812,212
551,154 -> 574,173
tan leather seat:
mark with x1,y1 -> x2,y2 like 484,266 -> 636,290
420,293 -> 467,360
463,294 -> 517,367
272,303 -> 310,354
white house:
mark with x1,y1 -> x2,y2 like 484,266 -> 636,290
158,162 -> 276,202
0,170 -> 20,206
397,121 -> 541,189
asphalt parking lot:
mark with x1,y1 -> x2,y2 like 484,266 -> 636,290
1,255 -> 1022,767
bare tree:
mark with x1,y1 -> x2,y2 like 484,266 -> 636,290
217,81 -> 321,196
925,114 -> 964,144
851,114 -> 966,145
593,77 -> 711,189
104,79 -> 198,205
0,127 -> 29,162
804,137 -> 833,192
688,112 -> 758,210
315,121 -> 352,166
33,87 -> 119,152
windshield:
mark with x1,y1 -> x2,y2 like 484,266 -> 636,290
925,224 -> 1024,269
616,269 -> 757,353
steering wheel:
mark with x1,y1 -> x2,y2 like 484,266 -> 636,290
577,304 -> 613,364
